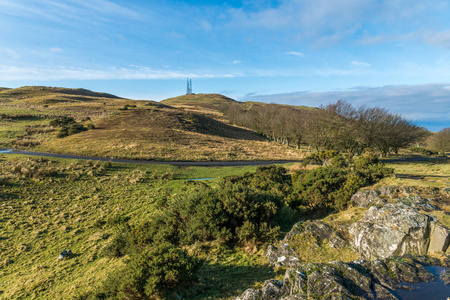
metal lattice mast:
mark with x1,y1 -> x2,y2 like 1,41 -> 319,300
186,78 -> 190,95
190,79 -> 193,94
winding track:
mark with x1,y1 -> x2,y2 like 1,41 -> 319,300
1,148 -> 446,166
0,148 -> 300,166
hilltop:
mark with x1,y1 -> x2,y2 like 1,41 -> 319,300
0,86 -> 302,161
162,93 -> 238,110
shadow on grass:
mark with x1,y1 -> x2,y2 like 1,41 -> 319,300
179,261 -> 276,299
395,174 -> 449,180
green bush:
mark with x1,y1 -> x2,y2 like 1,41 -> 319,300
99,242 -> 201,299
407,146 -> 437,156
49,116 -> 75,127
105,167 -> 287,255
302,150 -> 341,166
291,149 -> 393,212
290,167 -> 347,210
57,123 -> 88,138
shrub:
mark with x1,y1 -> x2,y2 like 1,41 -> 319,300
107,167 -> 286,253
302,150 -> 341,166
99,242 -> 201,299
291,149 -> 393,211
407,146 -> 437,156
57,123 -> 88,138
290,167 -> 347,210
49,116 -> 75,127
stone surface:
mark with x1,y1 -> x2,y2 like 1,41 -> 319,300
57,249 -> 72,260
350,203 -> 438,260
266,220 -> 346,267
429,223 -> 450,253
351,189 -> 387,208
234,289 -> 262,300
234,255 -> 442,300
396,196 -> 440,212
261,279 -> 284,299
440,269 -> 450,284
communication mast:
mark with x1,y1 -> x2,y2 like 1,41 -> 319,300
186,78 -> 193,95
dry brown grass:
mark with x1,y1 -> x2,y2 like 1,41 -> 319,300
1,87 -> 304,161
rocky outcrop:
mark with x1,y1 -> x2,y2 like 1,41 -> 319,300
235,255 -> 444,300
266,221 -> 347,268
351,189 -> 387,208
440,269 -> 450,284
350,203 -> 450,260
239,186 -> 450,300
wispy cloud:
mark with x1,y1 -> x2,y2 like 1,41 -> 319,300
222,0 -> 450,49
49,47 -> 64,53
0,0 -> 141,25
242,83 -> 450,131
286,51 -> 304,57
1,48 -> 20,59
0,65 -> 236,81
351,61 -> 370,67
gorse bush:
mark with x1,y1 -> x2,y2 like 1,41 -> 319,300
289,166 -> 347,211
57,123 -> 88,138
49,116 -> 75,127
290,150 -> 393,211
98,242 -> 201,299
50,116 -> 90,138
103,166 -> 290,260
100,157 -> 392,298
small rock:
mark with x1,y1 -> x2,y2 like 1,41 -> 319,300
328,232 -> 347,249
440,269 -> 450,284
261,279 -> 283,299
58,249 -> 73,260
234,289 -> 262,300
351,190 -> 387,208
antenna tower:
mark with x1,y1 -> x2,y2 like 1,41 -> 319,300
186,78 -> 193,95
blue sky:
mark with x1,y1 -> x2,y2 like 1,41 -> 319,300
0,0 -> 449,131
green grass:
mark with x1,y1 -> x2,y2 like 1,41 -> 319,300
377,158 -> 449,189
288,232 -> 359,264
0,155 -> 267,299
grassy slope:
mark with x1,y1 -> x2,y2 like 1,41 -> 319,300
1,156 -> 448,299
0,155 -> 267,299
0,87 -> 302,161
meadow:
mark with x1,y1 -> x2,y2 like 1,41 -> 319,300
1,151 -> 447,299
0,154 -> 270,299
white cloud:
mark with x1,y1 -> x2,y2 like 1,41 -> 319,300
242,83 -> 450,131
422,30 -> 450,49
232,60 -> 242,64
286,51 -> 304,57
200,20 -> 212,31
0,64 -> 236,80
351,61 -> 370,67
1,48 -> 20,59
50,47 -> 64,53
0,0 -> 141,26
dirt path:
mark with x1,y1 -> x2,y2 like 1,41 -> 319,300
0,148 -> 299,166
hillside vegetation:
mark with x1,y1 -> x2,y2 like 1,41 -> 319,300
0,87 -> 301,161
1,151 -> 447,299
1,86 -> 448,300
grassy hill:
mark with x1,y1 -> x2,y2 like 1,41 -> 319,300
0,86 -> 303,161
161,93 -> 315,115
162,93 -> 237,110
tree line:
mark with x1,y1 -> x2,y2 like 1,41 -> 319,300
221,100 -> 429,156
